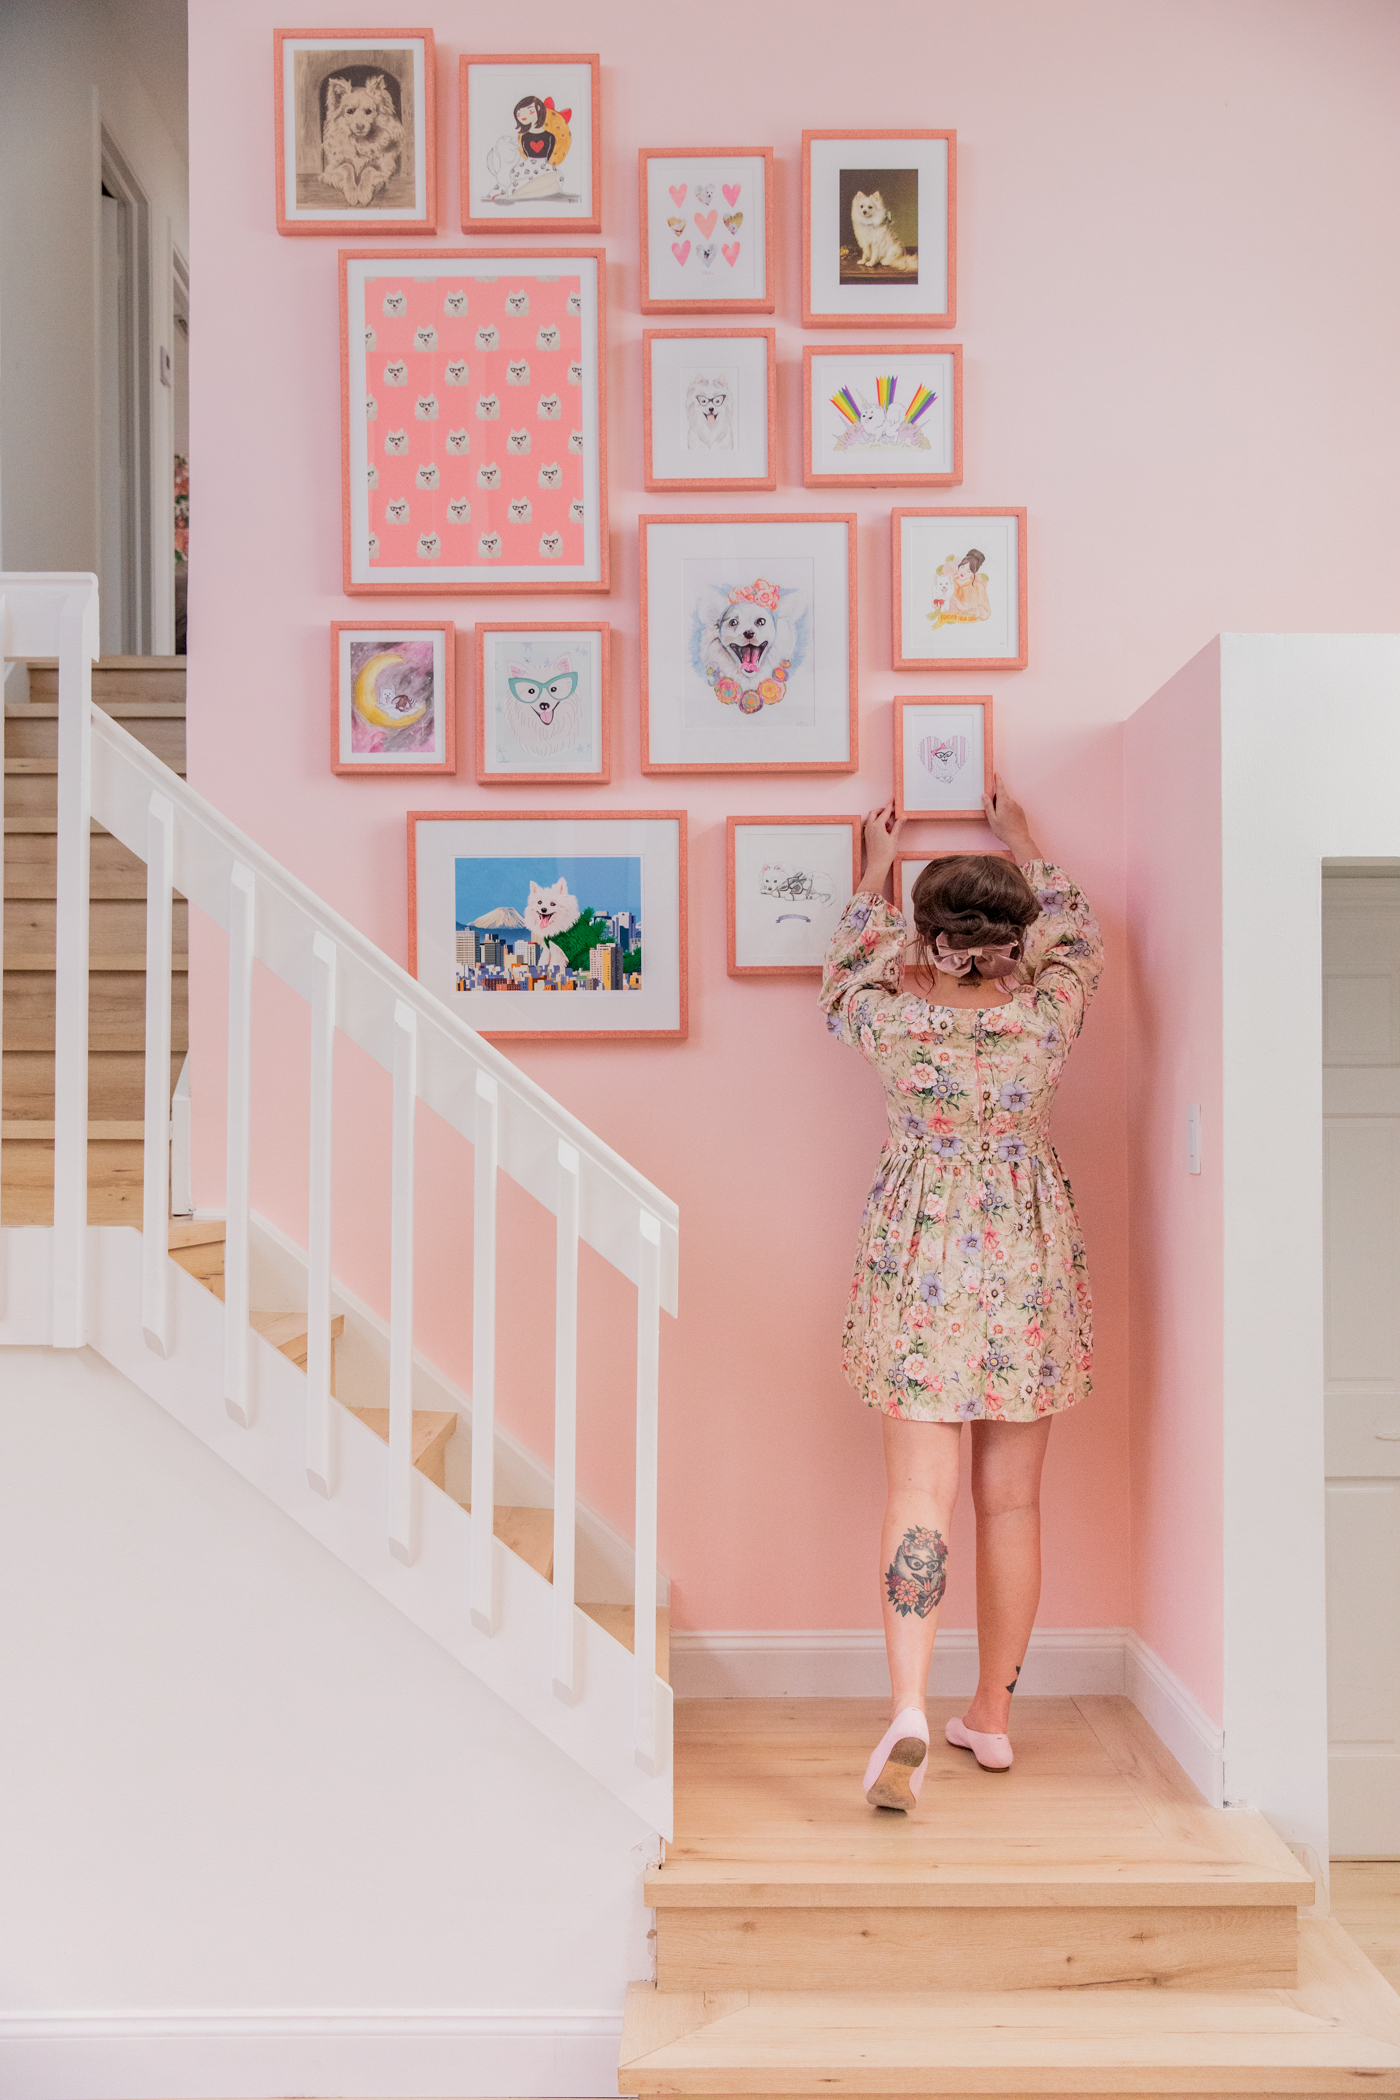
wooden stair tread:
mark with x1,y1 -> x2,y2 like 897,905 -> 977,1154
583,1600 -> 671,1684
168,1219 -> 226,1248
6,700 -> 187,718
0,1120 -> 147,1139
618,1922 -> 1400,2090
250,1307 -> 345,1362
348,1406 -> 457,1480
646,1856 -> 1315,1907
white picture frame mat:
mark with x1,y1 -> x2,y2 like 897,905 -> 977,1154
338,626 -> 448,764
465,60 -> 596,220
345,253 -> 603,588
479,627 -> 605,773
900,701 -> 986,814
413,816 -> 682,1033
732,821 -> 855,968
649,335 -> 769,481
645,520 -> 851,767
282,37 -> 428,221
899,514 -> 1019,664
645,155 -> 768,303
808,135 -> 948,318
808,350 -> 955,478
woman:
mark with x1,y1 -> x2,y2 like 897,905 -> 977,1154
820,779 -> 1102,1810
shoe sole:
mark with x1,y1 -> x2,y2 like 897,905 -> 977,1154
865,1735 -> 927,1811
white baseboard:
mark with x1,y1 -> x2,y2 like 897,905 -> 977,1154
0,2007 -> 623,2100
670,1625 -> 1226,1805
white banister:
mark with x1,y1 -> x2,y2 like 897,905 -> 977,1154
223,862 -> 256,1425
552,1140 -> 580,1702
634,1210 -> 662,1774
305,932 -> 337,1496
140,792 -> 175,1354
52,594 -> 97,1345
388,1000 -> 417,1563
170,1056 -> 192,1218
471,1070 -> 499,1634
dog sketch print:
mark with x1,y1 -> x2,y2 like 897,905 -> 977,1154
685,371 -> 735,451
759,864 -> 835,913
830,374 -> 937,454
919,733 -> 968,785
294,49 -> 416,212
366,272 -> 586,571
692,576 -> 802,715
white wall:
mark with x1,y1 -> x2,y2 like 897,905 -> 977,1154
0,1346 -> 654,2100
0,0 -> 188,650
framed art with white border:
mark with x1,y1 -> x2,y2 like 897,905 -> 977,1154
802,130 -> 956,329
341,248 -> 608,595
274,29 -> 436,237
643,330 -> 776,492
895,846 -> 1013,915
893,696 -> 994,821
408,809 -> 687,1040
727,814 -> 861,976
639,513 -> 858,775
475,622 -> 610,784
639,150 -> 774,314
892,508 -> 1026,671
803,344 -> 960,489
459,54 -> 600,233
331,618 -> 455,774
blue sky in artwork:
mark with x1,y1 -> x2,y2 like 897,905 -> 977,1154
454,856 -> 642,930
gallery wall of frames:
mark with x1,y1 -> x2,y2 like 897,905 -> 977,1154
277,30 -> 1021,1042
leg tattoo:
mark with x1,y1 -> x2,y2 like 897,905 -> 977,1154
1006,1663 -> 1022,1695
886,1525 -> 948,1618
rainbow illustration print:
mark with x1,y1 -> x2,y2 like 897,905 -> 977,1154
830,372 -> 938,454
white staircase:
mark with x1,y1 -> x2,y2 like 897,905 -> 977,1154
0,573 -> 677,1833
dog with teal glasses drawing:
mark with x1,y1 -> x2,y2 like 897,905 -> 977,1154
505,653 -> 583,759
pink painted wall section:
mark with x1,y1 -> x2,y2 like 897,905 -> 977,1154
1124,644 -> 1225,1721
186,0 -> 1400,1644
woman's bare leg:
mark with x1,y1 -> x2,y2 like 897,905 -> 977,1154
963,1416 -> 1053,1733
880,1415 -> 963,1718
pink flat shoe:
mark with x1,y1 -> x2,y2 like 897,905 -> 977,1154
864,1707 -> 930,1811
946,1715 -> 1014,1770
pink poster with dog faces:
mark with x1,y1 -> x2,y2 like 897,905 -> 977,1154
342,251 -> 607,592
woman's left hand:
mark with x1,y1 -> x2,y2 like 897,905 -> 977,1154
860,799 -> 903,895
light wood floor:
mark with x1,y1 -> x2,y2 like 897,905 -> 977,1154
1333,1860 -> 1400,1993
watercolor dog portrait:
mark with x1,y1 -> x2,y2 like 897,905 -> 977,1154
892,696 -> 994,820
727,815 -> 860,975
275,32 -> 435,235
640,514 -> 857,772
331,619 -> 454,773
643,330 -> 776,491
802,130 -> 956,329
639,150 -> 773,312
893,508 -> 1027,670
475,622 -> 609,783
408,812 -> 688,1038
804,346 -> 960,487
341,249 -> 607,593
460,55 -> 600,232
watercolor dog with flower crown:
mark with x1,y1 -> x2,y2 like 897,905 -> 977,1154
693,575 -> 804,715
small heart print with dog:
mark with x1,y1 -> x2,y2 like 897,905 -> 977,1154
668,183 -> 687,206
694,210 -> 717,238
667,216 -> 686,235
722,183 -> 741,205
697,241 -> 717,268
694,183 -> 714,206
722,242 -> 741,267
723,211 -> 743,234
672,240 -> 690,265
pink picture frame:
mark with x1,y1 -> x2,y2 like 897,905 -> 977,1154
638,149 -> 776,315
726,813 -> 861,977
642,329 -> 777,493
339,246 -> 610,597
274,28 -> 437,238
894,846 -> 1013,916
330,618 -> 456,775
802,343 -> 962,490
473,621 -> 611,785
802,129 -> 957,330
406,808 -> 689,1042
458,53 -> 601,235
638,511 -> 860,775
891,507 -> 1028,672
893,696 -> 994,822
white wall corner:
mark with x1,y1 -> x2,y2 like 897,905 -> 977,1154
1124,1630 -> 1225,1807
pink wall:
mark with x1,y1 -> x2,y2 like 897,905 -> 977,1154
187,0 -> 1400,1666
1124,644 -> 1225,1718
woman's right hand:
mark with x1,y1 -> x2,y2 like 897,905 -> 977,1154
982,775 -> 1042,862
860,799 -> 903,894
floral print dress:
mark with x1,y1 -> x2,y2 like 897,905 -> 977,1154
820,862 -> 1102,1423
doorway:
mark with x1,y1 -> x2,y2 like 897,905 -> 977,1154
98,134 -> 153,655
1323,865 -> 1400,1858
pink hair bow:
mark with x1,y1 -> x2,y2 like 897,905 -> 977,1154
933,934 -> 1020,979
729,577 -> 780,611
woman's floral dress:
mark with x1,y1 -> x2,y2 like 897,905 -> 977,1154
820,862 -> 1102,1423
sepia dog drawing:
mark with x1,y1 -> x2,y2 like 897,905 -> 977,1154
321,74 -> 404,208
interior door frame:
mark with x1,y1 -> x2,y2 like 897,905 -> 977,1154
99,130 -> 153,655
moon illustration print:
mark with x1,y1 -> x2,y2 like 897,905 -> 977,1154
330,619 -> 454,774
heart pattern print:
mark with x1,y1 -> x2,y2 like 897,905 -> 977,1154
643,154 -> 769,308
663,183 -> 740,278
365,271 -> 586,571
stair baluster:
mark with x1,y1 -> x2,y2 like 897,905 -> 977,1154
223,862 -> 255,1426
553,1138 -> 580,1703
140,790 -> 174,1356
471,1070 -> 499,1634
388,999 -> 417,1565
305,931 -> 337,1496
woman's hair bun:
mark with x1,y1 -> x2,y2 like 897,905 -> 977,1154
909,854 -> 1040,980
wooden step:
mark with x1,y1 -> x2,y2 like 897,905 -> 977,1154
251,1307 -> 345,1368
651,1698 -> 1312,1994
168,1219 -> 226,1249
2,832 -> 149,899
25,657 -> 187,705
3,712 -> 185,768
169,1232 -> 228,1293
1333,1863 -> 1400,1996
0,1137 -> 142,1224
1,1049 -> 180,1120
348,1406 -> 457,1488
583,1600 -> 671,1685
618,1919 -> 1400,2095
2,970 -> 189,1051
4,897 -> 188,968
